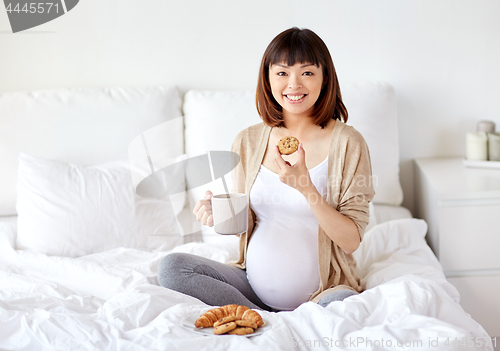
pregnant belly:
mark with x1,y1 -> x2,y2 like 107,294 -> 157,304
246,221 -> 320,310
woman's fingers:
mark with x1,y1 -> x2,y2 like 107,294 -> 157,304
201,210 -> 213,226
274,145 -> 288,170
193,190 -> 213,225
273,143 -> 311,192
195,204 -> 212,221
193,199 -> 210,214
193,190 -> 213,214
297,143 -> 306,166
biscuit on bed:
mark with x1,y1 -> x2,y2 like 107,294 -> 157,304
213,322 -> 237,335
227,326 -> 254,335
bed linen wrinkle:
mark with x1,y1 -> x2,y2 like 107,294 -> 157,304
0,219 -> 493,351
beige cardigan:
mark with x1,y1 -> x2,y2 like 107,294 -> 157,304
228,120 -> 375,302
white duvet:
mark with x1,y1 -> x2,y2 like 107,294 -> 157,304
0,219 -> 493,351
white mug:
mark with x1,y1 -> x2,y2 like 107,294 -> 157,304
211,193 -> 248,235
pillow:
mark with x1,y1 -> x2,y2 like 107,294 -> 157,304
0,221 -> 17,256
0,86 -> 183,216
342,82 -> 403,205
16,153 -> 186,257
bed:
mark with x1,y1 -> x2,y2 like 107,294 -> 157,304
0,84 -> 493,351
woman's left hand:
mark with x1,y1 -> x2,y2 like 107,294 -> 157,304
274,143 -> 314,195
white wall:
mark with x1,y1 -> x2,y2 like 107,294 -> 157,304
2,0 -> 500,214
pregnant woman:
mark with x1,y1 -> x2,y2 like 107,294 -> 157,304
158,27 -> 375,311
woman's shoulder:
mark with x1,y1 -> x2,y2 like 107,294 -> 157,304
233,122 -> 270,146
237,122 -> 269,137
334,120 -> 368,146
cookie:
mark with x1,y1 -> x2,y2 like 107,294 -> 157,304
213,322 -> 237,335
213,316 -> 239,327
227,326 -> 255,335
235,320 -> 258,329
277,136 -> 299,155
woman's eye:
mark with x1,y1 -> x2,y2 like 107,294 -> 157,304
303,71 -> 313,76
277,72 -> 287,76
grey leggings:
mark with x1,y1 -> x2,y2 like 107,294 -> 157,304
157,252 -> 358,311
158,253 -> 274,311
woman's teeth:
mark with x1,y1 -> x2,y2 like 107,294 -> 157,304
286,95 -> 305,101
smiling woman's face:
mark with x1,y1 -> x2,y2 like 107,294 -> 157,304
269,62 -> 324,120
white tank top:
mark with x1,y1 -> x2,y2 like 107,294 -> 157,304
246,157 -> 328,310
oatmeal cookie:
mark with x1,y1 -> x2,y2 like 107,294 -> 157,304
277,136 -> 299,155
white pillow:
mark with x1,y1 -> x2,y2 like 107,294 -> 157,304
16,153 -> 186,257
0,86 -> 183,216
342,82 -> 403,205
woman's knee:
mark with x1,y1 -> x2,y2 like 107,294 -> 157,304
318,290 -> 359,307
157,252 -> 190,288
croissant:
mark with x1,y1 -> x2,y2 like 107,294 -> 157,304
194,304 -> 264,328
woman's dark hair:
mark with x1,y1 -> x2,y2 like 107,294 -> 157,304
256,27 -> 348,128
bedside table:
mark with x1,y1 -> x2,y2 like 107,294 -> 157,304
414,157 -> 500,338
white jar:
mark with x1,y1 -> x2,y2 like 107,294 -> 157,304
488,132 -> 500,161
466,132 -> 488,161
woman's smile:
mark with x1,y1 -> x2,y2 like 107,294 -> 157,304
283,93 -> 307,103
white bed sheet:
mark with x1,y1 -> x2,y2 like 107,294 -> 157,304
0,218 -> 492,351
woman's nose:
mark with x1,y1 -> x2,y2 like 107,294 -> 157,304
287,74 -> 302,89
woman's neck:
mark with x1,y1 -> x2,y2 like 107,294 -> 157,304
279,114 -> 334,141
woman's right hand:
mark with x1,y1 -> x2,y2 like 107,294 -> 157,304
193,190 -> 214,227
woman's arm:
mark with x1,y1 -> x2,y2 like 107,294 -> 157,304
301,184 -> 360,255
273,144 -> 361,255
